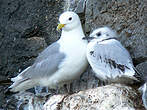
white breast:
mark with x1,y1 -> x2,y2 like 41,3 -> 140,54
87,41 -> 107,80
41,36 -> 88,88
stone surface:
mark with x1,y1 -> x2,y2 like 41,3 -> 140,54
136,61 -> 147,82
0,0 -> 64,78
44,84 -> 145,110
0,0 -> 146,109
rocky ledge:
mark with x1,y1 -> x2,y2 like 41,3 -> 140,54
0,0 -> 146,109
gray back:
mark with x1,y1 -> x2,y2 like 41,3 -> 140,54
20,42 -> 65,79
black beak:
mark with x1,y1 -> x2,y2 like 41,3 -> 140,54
82,37 -> 96,42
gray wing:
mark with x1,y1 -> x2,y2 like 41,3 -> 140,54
19,42 -> 65,79
9,42 -> 65,92
35,42 -> 61,63
87,39 -> 135,79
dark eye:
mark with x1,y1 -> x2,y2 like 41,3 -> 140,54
68,17 -> 72,21
96,32 -> 101,36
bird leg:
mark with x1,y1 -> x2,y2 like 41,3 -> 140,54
63,83 -> 73,94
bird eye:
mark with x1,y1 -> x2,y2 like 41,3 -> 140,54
68,17 -> 72,21
96,32 -> 101,36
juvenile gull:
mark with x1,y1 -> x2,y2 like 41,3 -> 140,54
9,11 -> 88,92
84,27 -> 140,84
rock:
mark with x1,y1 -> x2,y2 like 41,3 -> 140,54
70,68 -> 99,93
75,0 -> 86,14
124,36 -> 147,65
136,61 -> 147,82
64,0 -> 80,11
0,36 -> 47,79
0,86 -> 6,109
0,0 -> 64,78
44,84 -> 145,110
0,0 -> 146,109
44,94 -> 66,110
26,37 -> 47,54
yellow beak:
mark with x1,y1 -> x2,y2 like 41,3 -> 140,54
57,24 -> 65,31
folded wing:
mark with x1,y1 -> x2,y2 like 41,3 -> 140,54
87,39 -> 136,81
9,42 -> 65,92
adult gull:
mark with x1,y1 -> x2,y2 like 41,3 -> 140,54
9,11 -> 88,92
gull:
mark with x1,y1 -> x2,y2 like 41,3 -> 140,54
9,11 -> 88,92
83,27 -> 140,84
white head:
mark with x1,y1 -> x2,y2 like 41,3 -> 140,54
57,11 -> 81,31
89,27 -> 117,41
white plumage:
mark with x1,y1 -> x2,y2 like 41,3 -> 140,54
86,27 -> 138,84
9,11 -> 88,92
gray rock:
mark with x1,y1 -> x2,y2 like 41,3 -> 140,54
64,0 -> 79,11
125,36 -> 147,65
0,0 -> 146,109
0,86 -> 6,108
9,84 -> 144,110
136,61 -> 147,75
75,0 -> 86,14
0,0 -> 64,78
136,61 -> 147,82
44,84 -> 145,110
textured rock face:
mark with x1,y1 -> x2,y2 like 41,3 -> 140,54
136,61 -> 147,82
0,0 -> 146,109
0,0 -> 64,78
44,84 -> 144,110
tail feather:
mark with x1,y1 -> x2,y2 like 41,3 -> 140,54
9,66 -> 37,92
9,77 -> 37,92
133,67 -> 146,84
11,66 -> 31,82
11,76 -> 22,82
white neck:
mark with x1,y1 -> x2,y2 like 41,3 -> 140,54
59,24 -> 85,42
58,24 -> 87,53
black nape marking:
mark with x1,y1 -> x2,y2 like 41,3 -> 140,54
105,58 -> 130,73
98,37 -> 117,43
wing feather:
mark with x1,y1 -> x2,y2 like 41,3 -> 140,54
13,42 -> 65,80
87,39 -> 135,80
